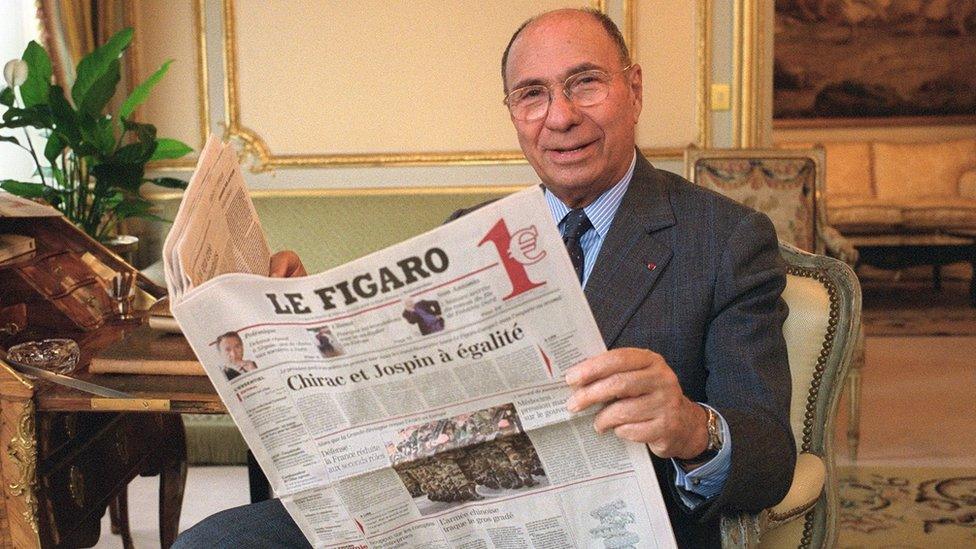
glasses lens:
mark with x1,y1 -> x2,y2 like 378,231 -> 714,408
567,70 -> 611,107
507,86 -> 549,121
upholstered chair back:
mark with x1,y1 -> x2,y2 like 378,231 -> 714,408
685,147 -> 858,266
721,243 -> 861,549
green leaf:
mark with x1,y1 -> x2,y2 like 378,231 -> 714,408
150,138 -> 192,161
2,105 -> 52,129
72,28 -> 133,107
0,135 -> 20,146
1,180 -> 48,197
91,161 -> 145,192
20,41 -> 52,107
0,180 -> 63,208
0,87 -> 14,107
115,198 -> 152,219
103,190 -> 125,209
79,114 -> 115,156
79,58 -> 120,116
49,85 -> 80,145
115,142 -> 153,164
43,132 -> 64,164
146,177 -> 188,189
119,60 -> 171,120
123,119 -> 157,144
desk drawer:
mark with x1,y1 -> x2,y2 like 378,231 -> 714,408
38,415 -> 159,547
38,412 -> 118,463
17,251 -> 99,298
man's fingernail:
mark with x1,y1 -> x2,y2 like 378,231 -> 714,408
565,370 -> 579,385
566,397 -> 579,412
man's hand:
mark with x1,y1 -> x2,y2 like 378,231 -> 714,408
565,348 -> 709,460
269,251 -> 307,278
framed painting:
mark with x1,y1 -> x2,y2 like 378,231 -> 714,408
773,1 -> 976,127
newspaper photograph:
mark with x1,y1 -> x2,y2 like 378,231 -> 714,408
165,138 -> 676,548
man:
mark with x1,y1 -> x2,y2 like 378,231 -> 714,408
176,8 -> 793,548
401,297 -> 446,335
215,331 -> 258,381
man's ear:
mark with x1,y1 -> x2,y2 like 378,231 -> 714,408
629,64 -> 643,123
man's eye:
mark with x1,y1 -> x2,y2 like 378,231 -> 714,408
573,73 -> 605,86
520,88 -> 546,100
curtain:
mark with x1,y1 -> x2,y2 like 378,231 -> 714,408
37,0 -> 133,105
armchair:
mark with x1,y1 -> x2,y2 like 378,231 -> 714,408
720,244 -> 861,548
683,146 -> 858,265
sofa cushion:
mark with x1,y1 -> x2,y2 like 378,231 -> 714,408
777,141 -> 874,200
822,141 -> 874,200
826,196 -> 904,232
899,197 -> 976,230
873,139 -> 976,200
961,169 -> 976,199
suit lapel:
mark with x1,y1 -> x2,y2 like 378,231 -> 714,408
584,153 -> 675,347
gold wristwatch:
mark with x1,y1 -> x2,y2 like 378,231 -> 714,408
679,405 -> 723,465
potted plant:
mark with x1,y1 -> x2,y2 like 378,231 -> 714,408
0,28 -> 191,241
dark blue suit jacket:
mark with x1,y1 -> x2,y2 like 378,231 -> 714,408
451,152 -> 794,547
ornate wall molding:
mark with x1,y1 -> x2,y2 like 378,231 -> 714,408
733,0 -> 765,147
220,0 -> 610,172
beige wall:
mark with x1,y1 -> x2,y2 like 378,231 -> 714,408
129,0 -> 206,159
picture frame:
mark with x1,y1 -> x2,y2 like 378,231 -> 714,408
773,1 -> 976,128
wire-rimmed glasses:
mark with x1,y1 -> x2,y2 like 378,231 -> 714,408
504,64 -> 634,122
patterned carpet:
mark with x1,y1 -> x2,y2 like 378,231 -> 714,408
837,466 -> 976,548
861,272 -> 976,336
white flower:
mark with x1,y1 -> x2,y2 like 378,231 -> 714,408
3,59 -> 28,88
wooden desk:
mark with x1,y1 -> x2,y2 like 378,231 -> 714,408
0,329 -> 221,548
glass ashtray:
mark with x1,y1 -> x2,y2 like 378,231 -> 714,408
5,339 -> 80,374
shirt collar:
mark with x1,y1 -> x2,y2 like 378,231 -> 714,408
544,151 -> 636,237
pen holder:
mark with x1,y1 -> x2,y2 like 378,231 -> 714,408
113,294 -> 135,320
110,271 -> 136,320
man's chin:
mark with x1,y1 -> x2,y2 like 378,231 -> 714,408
540,171 -> 608,205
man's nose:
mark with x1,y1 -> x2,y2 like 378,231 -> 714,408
544,89 -> 582,130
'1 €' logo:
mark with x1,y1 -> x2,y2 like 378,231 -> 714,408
479,219 -> 547,300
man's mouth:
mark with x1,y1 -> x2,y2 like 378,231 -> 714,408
546,140 -> 596,160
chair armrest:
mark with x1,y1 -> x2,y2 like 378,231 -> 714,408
767,453 -> 826,526
960,169 -> 976,199
720,513 -> 763,549
819,225 -> 859,266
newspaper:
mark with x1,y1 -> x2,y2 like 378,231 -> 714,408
165,136 -> 677,548
163,136 -> 271,301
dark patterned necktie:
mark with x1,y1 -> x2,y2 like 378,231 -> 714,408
562,209 -> 592,283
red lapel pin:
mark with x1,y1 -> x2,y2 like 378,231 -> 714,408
647,262 -> 656,271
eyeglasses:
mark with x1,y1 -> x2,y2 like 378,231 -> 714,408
503,65 -> 634,122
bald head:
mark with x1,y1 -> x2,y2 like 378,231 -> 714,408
501,8 -> 630,92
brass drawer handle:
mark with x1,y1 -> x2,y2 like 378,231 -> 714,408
69,465 -> 85,507
53,265 -> 64,276
115,432 -> 128,463
84,295 -> 96,307
0,322 -> 20,335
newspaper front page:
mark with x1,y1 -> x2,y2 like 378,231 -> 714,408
165,140 -> 676,549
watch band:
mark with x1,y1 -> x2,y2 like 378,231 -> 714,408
677,404 -> 723,466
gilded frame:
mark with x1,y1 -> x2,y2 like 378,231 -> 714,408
771,1 -> 976,129
220,0 -> 710,171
